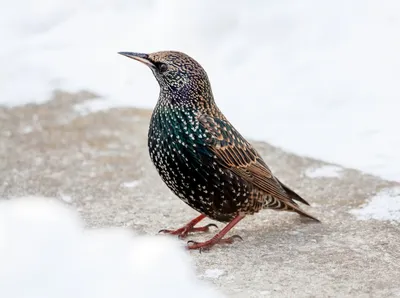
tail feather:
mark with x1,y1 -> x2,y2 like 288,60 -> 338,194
278,179 -> 310,206
292,206 -> 320,222
266,193 -> 320,222
276,179 -> 320,222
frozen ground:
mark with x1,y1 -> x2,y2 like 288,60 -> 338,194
1,92 -> 400,297
1,0 -> 400,180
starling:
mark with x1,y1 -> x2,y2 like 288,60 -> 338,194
119,51 -> 319,250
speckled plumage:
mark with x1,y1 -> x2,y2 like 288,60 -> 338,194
119,50 -> 319,249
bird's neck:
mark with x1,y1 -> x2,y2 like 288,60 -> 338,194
157,86 -> 219,113
149,89 -> 222,139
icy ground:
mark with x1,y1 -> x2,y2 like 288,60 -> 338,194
0,197 -> 223,298
350,187 -> 400,222
1,0 -> 400,181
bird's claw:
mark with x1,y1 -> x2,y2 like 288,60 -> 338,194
186,234 -> 243,251
186,240 -> 210,253
158,223 -> 218,239
158,228 -> 174,234
203,223 -> 218,230
230,234 -> 243,241
158,227 -> 187,239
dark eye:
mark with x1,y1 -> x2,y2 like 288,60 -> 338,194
158,63 -> 168,73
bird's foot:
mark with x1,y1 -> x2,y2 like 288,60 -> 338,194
185,215 -> 245,251
159,224 -> 218,239
158,214 -> 218,239
186,235 -> 243,251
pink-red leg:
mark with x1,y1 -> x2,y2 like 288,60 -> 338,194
187,215 -> 245,251
159,214 -> 218,239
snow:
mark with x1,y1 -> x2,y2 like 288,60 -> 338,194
73,98 -> 111,116
350,187 -> 400,222
0,197 -> 223,298
59,192 -> 73,203
305,165 -> 343,178
19,126 -> 34,134
121,181 -> 141,188
202,269 -> 225,279
1,1 -> 400,181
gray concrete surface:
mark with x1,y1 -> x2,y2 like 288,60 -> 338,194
1,91 -> 400,297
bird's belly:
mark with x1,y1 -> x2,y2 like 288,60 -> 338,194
148,140 -> 255,222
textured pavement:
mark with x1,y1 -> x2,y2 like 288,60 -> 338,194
1,91 -> 400,297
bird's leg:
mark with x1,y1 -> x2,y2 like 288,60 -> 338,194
187,215 -> 245,251
159,214 -> 218,239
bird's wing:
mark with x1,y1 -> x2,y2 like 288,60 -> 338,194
197,113 -> 317,220
198,114 -> 283,196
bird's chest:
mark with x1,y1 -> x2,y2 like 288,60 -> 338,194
148,133 -> 197,192
147,109 -> 211,197
147,107 -> 253,222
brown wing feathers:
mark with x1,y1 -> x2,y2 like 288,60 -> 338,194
199,113 -> 319,221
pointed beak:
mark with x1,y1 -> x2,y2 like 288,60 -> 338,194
118,52 -> 155,69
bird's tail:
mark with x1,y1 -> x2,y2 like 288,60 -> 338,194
276,179 -> 320,222
267,195 -> 320,222
278,179 -> 311,206
292,206 -> 320,222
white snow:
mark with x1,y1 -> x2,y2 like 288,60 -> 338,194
59,192 -> 73,203
19,126 -> 34,134
73,98 -> 111,116
121,181 -> 141,188
202,269 -> 225,279
1,1 -> 400,181
305,165 -> 343,178
350,187 -> 400,222
0,197 -> 223,298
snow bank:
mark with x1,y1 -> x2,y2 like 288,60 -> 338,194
0,197 -> 223,298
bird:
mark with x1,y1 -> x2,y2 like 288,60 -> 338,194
118,50 -> 319,250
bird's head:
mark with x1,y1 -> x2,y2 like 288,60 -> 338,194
119,51 -> 213,99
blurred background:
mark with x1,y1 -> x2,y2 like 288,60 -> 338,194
1,0 -> 399,180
